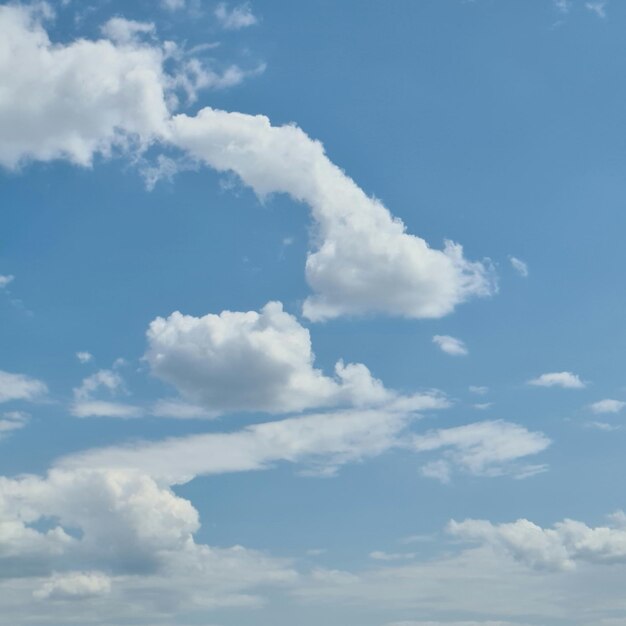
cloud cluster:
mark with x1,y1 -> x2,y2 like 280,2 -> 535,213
449,511 -> 626,571
0,5 -> 495,322
0,467 -> 296,614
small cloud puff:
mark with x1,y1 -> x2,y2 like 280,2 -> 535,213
469,385 -> 488,395
509,256 -> 529,277
433,335 -> 468,356
0,274 -> 14,288
528,371 -> 585,389
76,351 -> 93,364
589,399 -> 625,414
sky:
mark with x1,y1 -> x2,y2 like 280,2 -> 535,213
2,0 -> 626,624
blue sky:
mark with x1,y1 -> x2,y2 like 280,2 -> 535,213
2,0 -> 626,624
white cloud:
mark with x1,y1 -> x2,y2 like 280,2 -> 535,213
369,551 -> 416,561
75,351 -> 93,364
473,402 -> 493,410
420,459 -> 453,483
449,511 -> 626,571
215,2 -> 258,30
151,399 -> 218,419
0,411 -> 30,440
60,412 -> 548,487
509,256 -> 529,277
60,408 -> 421,483
433,335 -> 468,356
589,399 -> 625,414
0,9 -> 494,322
469,385 -> 488,395
0,370 -> 47,403
554,0 -> 572,13
0,4 -> 171,168
73,369 -> 124,401
412,420 -> 550,481
146,301 -> 442,415
527,371 -> 585,389
71,400 -> 143,419
169,108 -> 496,321
71,369 -> 142,418
0,467 -> 296,614
100,17 -> 155,44
586,420 -> 620,432
0,5 -> 256,169
586,1 -> 608,18
0,274 -> 14,288
34,571 -> 112,600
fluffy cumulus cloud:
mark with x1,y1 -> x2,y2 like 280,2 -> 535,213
169,108 -> 496,321
0,370 -> 47,404
0,6 -> 256,169
0,5 -> 171,168
432,334 -> 468,356
145,301 -> 443,414
0,467 -> 296,617
0,7 -> 495,322
527,371 -> 585,389
449,511 -> 626,572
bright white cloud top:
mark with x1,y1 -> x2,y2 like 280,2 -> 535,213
146,301 -> 441,414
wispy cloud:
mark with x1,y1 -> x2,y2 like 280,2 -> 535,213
433,335 -> 468,356
509,256 -> 529,277
215,2 -> 258,30
589,398 -> 625,414
586,1 -> 608,18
